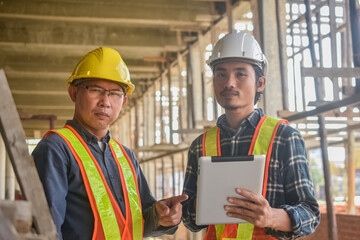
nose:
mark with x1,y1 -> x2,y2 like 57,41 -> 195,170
99,92 -> 111,107
224,73 -> 236,89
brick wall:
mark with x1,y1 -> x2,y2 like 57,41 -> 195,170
301,213 -> 360,240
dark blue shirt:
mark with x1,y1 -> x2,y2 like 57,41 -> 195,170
32,120 -> 176,240
182,109 -> 320,239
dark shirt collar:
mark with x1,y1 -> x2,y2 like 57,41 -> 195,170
65,120 -> 111,144
216,108 -> 265,134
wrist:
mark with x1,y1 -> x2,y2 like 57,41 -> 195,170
267,208 -> 292,232
267,207 -> 276,229
153,202 -> 160,227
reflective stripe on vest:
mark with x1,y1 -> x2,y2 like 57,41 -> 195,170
202,116 -> 288,240
109,139 -> 143,240
47,126 -> 143,240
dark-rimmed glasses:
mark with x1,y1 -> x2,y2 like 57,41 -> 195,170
78,85 -> 126,100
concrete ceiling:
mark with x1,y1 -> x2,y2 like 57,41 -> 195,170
0,0 -> 234,138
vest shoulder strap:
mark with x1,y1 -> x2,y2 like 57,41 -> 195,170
109,139 -> 143,239
53,126 -> 122,240
202,126 -> 221,156
249,116 -> 286,155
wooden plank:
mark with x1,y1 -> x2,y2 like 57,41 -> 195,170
0,69 -> 57,240
0,209 -> 18,240
0,200 -> 32,234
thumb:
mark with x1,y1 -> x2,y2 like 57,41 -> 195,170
156,200 -> 170,215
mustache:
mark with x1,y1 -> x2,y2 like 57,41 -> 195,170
94,109 -> 110,116
220,89 -> 239,96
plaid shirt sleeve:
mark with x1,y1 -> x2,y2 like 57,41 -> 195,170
181,135 -> 208,232
266,125 -> 320,239
181,122 -> 320,238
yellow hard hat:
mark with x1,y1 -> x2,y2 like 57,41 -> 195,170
67,47 -> 135,95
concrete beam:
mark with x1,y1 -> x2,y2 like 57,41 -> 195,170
0,42 -> 181,59
1,56 -> 159,73
0,13 -> 209,27
6,72 -> 157,83
0,0 -> 213,25
0,19 -> 180,47
13,94 -> 73,106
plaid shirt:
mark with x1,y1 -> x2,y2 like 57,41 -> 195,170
182,108 -> 320,239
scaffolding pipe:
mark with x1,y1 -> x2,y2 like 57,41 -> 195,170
167,60 -> 173,144
134,101 -> 139,150
226,0 -> 233,33
347,130 -> 356,214
275,0 -> 289,110
186,44 -> 196,129
304,1 -> 338,239
328,0 -> 340,100
285,84 -> 360,121
171,156 -> 175,196
154,161 -> 157,199
160,64 -> 164,143
153,81 -> 157,145
176,32 -> 185,142
142,93 -> 146,148
198,33 -> 207,121
161,158 -> 165,198
349,0 -> 360,93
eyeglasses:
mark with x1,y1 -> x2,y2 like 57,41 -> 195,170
78,85 -> 126,100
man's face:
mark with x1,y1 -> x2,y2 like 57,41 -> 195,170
213,61 -> 265,111
68,79 -> 127,134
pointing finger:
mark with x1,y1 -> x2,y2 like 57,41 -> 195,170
169,194 -> 189,205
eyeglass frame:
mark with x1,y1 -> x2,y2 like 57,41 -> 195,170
77,84 -> 127,99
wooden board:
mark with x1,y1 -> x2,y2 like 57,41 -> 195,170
0,209 -> 17,240
0,69 -> 57,240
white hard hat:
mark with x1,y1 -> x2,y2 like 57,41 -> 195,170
206,31 -> 268,75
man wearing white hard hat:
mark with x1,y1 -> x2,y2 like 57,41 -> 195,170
33,47 -> 188,240
182,31 -> 320,239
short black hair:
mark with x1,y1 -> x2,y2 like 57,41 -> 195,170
253,65 -> 264,105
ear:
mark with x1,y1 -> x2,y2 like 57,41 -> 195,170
68,85 -> 77,103
256,76 -> 266,92
122,95 -> 128,106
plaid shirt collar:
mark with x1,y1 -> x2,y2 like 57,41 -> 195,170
216,108 -> 265,136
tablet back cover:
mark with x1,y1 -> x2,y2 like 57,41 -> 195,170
196,155 -> 265,225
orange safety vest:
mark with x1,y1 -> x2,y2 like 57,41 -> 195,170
44,125 -> 143,240
202,116 -> 288,240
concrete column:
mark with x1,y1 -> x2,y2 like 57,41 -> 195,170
251,0 -> 287,117
0,136 -> 6,199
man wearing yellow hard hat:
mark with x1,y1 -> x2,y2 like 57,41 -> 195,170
32,47 -> 188,240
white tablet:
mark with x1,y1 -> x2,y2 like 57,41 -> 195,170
195,155 -> 266,225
